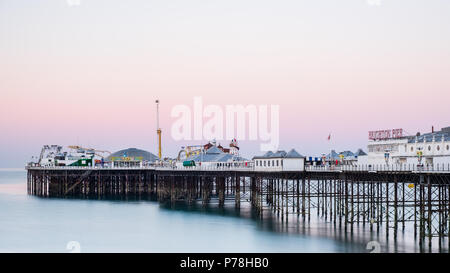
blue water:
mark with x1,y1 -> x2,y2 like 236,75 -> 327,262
0,170 -> 433,253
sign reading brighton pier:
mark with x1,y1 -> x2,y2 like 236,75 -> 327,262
369,128 -> 403,140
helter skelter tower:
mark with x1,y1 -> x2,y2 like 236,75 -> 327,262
156,99 -> 162,160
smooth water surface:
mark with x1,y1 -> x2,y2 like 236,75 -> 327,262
0,169 -> 434,253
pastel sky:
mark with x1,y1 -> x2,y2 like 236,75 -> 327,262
1,0 -> 450,167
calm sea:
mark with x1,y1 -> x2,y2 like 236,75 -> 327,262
0,169 -> 440,253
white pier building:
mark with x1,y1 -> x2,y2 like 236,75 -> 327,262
361,126 -> 450,167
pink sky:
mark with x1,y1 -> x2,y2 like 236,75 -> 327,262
1,0 -> 450,166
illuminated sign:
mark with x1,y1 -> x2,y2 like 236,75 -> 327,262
369,129 -> 403,140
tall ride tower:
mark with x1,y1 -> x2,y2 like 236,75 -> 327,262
156,99 -> 162,160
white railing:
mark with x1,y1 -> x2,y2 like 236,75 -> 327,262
26,165 -> 156,170
25,165 -> 255,172
306,163 -> 450,173
26,163 -> 450,173
155,165 -> 255,171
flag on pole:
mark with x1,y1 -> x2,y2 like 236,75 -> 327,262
327,133 -> 331,141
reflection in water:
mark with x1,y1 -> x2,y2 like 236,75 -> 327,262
157,197 -> 445,253
1,188 -> 445,253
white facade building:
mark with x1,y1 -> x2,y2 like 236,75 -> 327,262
362,127 -> 450,167
253,149 -> 305,172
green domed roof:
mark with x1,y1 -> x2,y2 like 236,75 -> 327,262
107,148 -> 158,162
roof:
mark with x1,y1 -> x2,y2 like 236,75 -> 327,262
184,145 -> 247,162
355,149 -> 367,156
326,150 -> 340,160
285,149 -> 304,158
107,148 -> 158,162
205,146 -> 222,154
253,148 -> 304,159
271,150 -> 287,158
340,151 -> 355,157
407,128 -> 450,143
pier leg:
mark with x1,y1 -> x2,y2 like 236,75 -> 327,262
235,176 -> 241,209
218,177 -> 225,208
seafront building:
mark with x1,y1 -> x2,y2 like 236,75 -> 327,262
174,144 -> 249,169
363,126 -> 450,166
107,148 -> 158,168
253,149 -> 305,171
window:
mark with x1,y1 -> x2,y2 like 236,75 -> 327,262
268,160 -> 270,167
276,160 -> 279,166
411,147 -> 414,152
428,146 -> 431,151
447,145 -> 449,151
272,160 -> 274,166
437,145 -> 440,151
264,161 -> 266,167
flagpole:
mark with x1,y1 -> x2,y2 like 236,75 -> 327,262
329,133 -> 331,165
327,132 -> 332,166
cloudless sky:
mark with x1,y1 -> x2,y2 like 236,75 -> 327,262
1,0 -> 450,167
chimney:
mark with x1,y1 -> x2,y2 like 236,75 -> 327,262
432,126 -> 434,133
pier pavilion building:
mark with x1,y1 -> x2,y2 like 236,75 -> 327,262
107,148 -> 158,168
364,126 -> 450,167
253,149 -> 305,171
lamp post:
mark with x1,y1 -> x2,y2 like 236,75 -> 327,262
339,154 -> 344,165
417,148 -> 423,165
384,149 -> 390,165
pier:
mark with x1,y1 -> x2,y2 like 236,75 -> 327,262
26,166 -> 450,251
